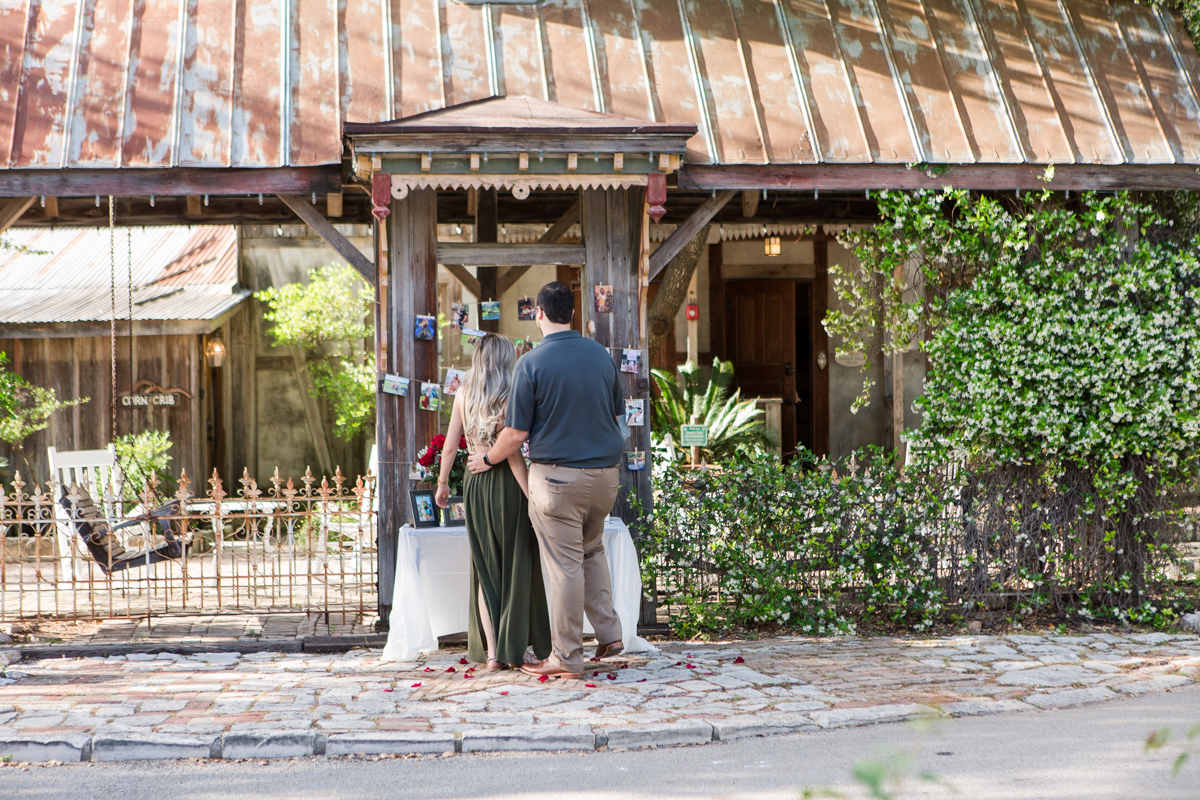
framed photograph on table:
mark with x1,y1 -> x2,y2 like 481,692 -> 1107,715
408,489 -> 439,528
441,496 -> 466,527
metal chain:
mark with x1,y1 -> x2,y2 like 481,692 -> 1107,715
127,226 -> 134,398
109,196 -> 117,445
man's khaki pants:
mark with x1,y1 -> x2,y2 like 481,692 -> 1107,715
527,463 -> 622,671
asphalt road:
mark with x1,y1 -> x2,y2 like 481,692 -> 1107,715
4,687 -> 1199,800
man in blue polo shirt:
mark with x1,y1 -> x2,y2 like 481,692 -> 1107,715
466,281 -> 625,679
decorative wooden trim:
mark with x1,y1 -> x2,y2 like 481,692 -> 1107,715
437,242 -> 586,267
648,190 -> 737,281
0,166 -> 342,197
278,194 -> 378,288
678,163 -> 1200,191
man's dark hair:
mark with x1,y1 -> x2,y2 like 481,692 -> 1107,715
537,282 -> 575,324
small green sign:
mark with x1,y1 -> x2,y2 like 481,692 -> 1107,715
680,425 -> 708,447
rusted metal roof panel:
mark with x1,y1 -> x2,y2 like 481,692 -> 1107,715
0,0 -> 1197,172
0,225 -> 242,325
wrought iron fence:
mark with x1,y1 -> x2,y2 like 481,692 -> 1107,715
0,467 -> 377,623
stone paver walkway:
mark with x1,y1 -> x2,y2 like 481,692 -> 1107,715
2,630 -> 1198,760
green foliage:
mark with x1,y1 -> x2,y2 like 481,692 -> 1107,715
1146,723 -> 1200,778
255,265 -> 375,439
1152,0 -> 1200,48
113,430 -> 173,500
643,449 -> 948,637
650,358 -> 775,465
0,351 -> 88,475
255,264 -> 372,348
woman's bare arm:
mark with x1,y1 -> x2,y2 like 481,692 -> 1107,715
507,452 -> 530,498
435,401 -> 464,507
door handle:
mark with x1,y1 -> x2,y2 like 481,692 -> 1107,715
784,362 -> 794,376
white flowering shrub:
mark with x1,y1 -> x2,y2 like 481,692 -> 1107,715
838,188 -> 1200,616
643,450 -> 949,636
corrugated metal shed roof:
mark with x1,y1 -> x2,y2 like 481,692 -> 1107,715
0,0 -> 1197,172
0,226 -> 246,324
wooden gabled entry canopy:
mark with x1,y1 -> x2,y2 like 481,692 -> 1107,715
344,97 -> 698,625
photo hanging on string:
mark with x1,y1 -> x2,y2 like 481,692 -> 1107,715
444,368 -> 466,396
626,451 -> 646,471
451,303 -> 469,329
461,327 -> 485,348
414,315 -> 436,341
620,348 -> 642,374
594,285 -> 614,314
625,398 -> 645,427
517,297 -> 536,321
419,382 -> 440,412
481,301 -> 500,321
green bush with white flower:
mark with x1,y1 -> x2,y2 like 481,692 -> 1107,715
643,449 -> 949,637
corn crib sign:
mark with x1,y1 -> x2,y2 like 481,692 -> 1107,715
0,467 -> 377,622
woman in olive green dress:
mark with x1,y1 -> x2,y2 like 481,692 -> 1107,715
434,334 -> 552,669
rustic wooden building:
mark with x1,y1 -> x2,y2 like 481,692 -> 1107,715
0,226 -> 250,484
1,0 -> 1199,622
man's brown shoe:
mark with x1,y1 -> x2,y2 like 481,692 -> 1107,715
520,660 -> 582,680
593,640 -> 624,660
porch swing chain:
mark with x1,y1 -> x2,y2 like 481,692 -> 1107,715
109,196 -> 117,451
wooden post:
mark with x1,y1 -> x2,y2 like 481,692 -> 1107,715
476,188 -> 499,333
583,187 -> 654,624
376,188 -> 438,628
812,238 -> 830,458
708,242 -> 724,362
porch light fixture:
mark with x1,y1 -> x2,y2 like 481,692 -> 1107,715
206,334 -> 226,368
764,236 -> 781,257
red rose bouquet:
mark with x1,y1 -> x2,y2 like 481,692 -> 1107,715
417,433 -> 468,494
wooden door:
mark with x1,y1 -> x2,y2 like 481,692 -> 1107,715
724,280 -> 808,457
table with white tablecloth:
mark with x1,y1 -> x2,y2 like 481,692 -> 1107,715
381,516 -> 653,662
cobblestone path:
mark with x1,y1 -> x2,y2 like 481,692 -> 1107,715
2,631 -> 1198,753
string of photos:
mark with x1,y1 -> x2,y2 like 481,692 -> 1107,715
390,283 -> 649,478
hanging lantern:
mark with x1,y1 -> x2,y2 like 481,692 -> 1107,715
206,336 -> 226,368
764,236 -> 781,257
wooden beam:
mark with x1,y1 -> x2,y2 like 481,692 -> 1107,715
43,196 -> 57,218
437,243 -> 585,267
0,197 -> 35,234
678,163 -> 1200,191
186,196 -> 203,217
475,188 -> 499,332
648,190 -> 736,281
0,166 -> 341,197
495,200 -> 581,296
278,194 -> 378,289
443,264 -> 481,299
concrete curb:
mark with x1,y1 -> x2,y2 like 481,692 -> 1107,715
604,721 -> 714,748
0,734 -> 90,763
223,731 -> 317,759
711,715 -> 818,741
326,732 -> 455,756
92,733 -> 217,762
1,683 -> 1193,764
461,726 -> 596,753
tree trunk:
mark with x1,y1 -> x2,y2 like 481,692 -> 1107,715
648,224 -> 710,358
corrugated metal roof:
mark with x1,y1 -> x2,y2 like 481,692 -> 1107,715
0,0 -> 1197,171
0,225 -> 246,324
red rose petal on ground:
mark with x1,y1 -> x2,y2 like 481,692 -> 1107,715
463,674 -> 473,679
445,667 -> 456,673
411,682 -> 422,688
620,665 -> 628,669
459,658 -> 468,665
383,688 -> 393,692
674,661 -> 682,666
607,673 -> 617,680
593,671 -> 599,677
637,678 -> 647,683
423,667 -> 434,672
734,656 -> 745,664
686,664 -> 696,669
585,683 -> 597,688
499,691 -> 509,695
538,675 -> 549,683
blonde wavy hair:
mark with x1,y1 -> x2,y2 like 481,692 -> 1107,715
460,334 -> 516,450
